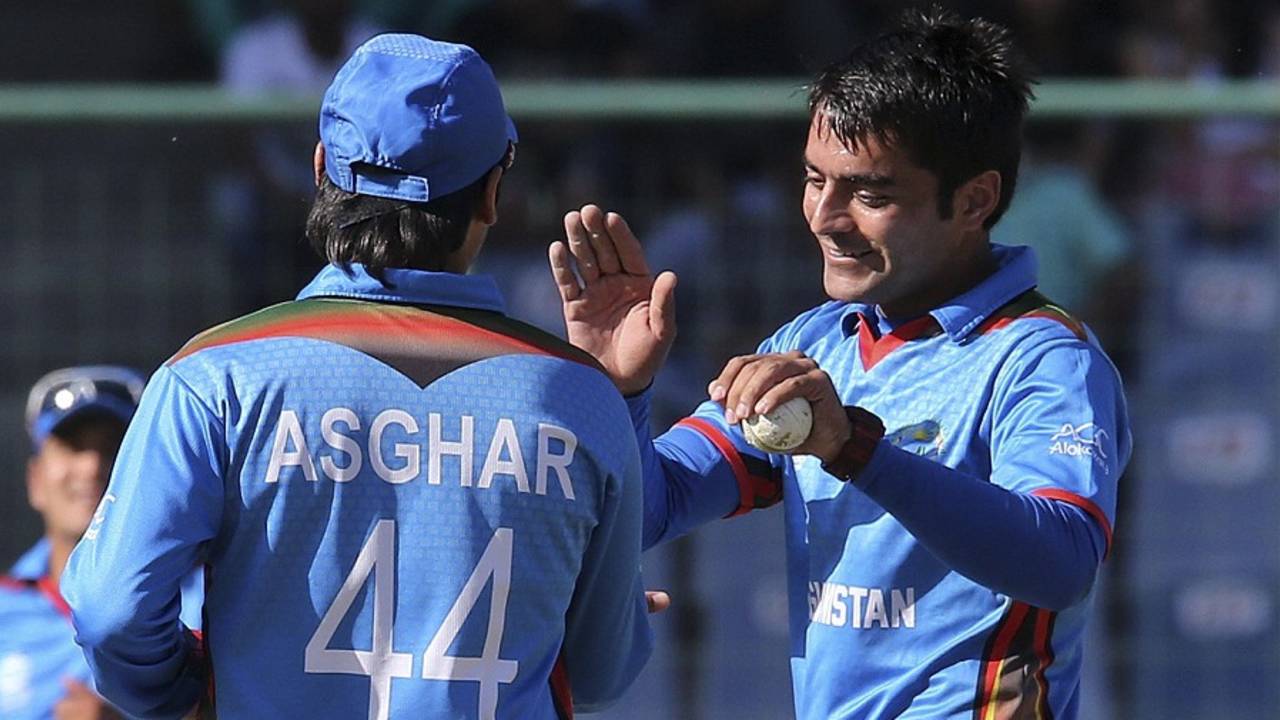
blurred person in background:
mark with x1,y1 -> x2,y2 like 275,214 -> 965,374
552,8 -> 1130,718
0,366 -> 143,720
61,34 -> 654,720
450,0 -> 651,77
992,121 -> 1137,371
215,0 -> 383,311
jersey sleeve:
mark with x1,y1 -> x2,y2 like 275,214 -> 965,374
560,382 -> 654,712
988,336 -> 1131,558
630,327 -> 799,549
846,328 -> 1132,610
61,364 -> 225,719
856,446 -> 1109,610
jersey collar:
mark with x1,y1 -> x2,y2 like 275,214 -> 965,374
296,263 -> 508,314
840,244 -> 1038,342
930,244 -> 1037,341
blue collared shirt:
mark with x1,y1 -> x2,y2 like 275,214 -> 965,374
64,262 -> 652,719
633,243 -> 1130,719
2,541 -> 93,720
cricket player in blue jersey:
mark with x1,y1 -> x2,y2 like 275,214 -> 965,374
551,9 -> 1130,720
62,34 -> 653,720
1,366 -> 144,720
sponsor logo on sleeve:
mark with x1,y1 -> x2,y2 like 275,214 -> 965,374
1049,423 -> 1110,472
83,493 -> 116,541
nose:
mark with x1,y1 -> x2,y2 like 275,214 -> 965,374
808,186 -> 854,238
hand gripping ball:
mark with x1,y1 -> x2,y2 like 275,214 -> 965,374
741,396 -> 813,453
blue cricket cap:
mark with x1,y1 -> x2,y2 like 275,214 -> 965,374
25,365 -> 145,449
319,34 -> 518,203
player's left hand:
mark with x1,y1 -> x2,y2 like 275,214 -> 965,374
54,679 -> 120,720
646,590 -> 671,614
709,351 -> 851,462
551,205 -> 678,396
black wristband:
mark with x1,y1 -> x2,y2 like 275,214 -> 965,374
820,406 -> 886,482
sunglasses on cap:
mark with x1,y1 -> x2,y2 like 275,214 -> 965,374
25,365 -> 146,443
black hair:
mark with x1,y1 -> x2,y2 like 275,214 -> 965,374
807,6 -> 1035,229
305,170 -> 491,276
50,410 -> 128,451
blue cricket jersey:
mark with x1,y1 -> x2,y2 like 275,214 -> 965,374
1,547 -> 90,720
3,534 -> 202,718
62,263 -> 653,719
635,245 -> 1130,719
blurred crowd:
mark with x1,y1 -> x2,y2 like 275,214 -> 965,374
5,1 -> 1274,351
4,0 -> 1279,83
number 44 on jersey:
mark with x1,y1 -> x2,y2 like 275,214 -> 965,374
305,520 -> 518,720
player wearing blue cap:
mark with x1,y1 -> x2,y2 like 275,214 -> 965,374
62,35 -> 653,720
1,366 -> 143,719
552,9 -> 1130,720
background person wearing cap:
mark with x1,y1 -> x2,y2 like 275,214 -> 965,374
0,366 -> 142,720
61,34 -> 654,720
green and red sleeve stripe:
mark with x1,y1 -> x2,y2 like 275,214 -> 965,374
675,417 -> 783,517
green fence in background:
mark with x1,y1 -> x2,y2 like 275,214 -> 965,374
0,79 -> 1277,121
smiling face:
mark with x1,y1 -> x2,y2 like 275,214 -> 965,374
802,115 -> 996,318
27,416 -> 125,544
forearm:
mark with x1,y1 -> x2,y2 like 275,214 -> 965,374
63,365 -> 223,718
77,625 -> 204,720
626,391 -> 741,550
64,526 -> 206,717
854,443 -> 1105,610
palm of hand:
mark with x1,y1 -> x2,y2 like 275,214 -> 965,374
553,205 -> 677,395
563,272 -> 663,393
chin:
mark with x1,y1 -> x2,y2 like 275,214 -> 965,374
823,272 -> 878,304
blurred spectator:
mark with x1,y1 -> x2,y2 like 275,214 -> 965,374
1116,0 -> 1279,245
0,367 -> 143,720
992,122 -> 1136,366
214,0 -> 382,310
648,0 -> 892,77
188,0 -> 409,57
221,0 -> 380,95
970,0 -> 1130,76
450,0 -> 651,77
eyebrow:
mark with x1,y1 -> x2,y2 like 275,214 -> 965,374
803,159 -> 895,187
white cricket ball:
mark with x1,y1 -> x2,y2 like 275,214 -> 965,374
741,396 -> 814,453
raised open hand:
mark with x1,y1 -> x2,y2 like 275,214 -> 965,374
549,205 -> 678,395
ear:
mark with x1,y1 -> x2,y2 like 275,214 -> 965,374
475,166 -> 503,227
952,170 -> 1001,230
313,142 -> 326,187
